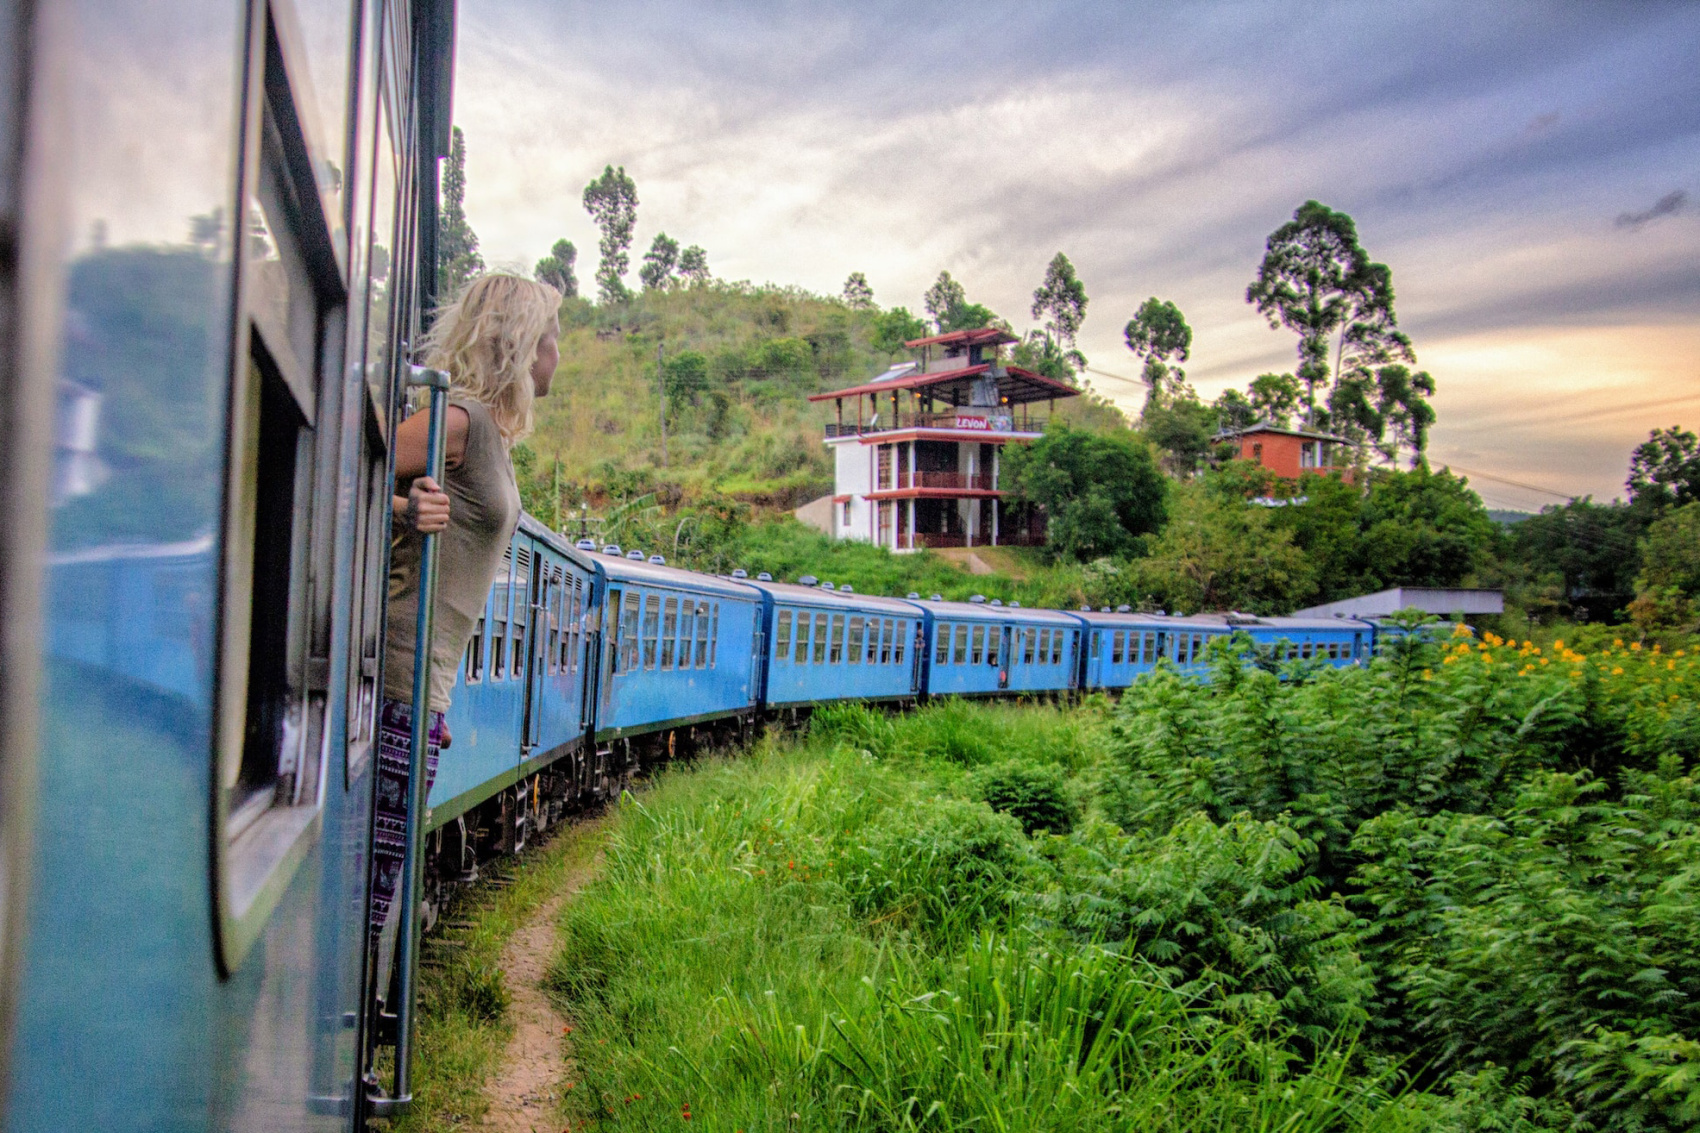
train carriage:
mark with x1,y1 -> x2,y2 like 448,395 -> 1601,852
429,516 -> 597,837
1077,609 -> 1173,691
745,579 -> 923,711
918,598 -> 1082,698
584,549 -> 763,745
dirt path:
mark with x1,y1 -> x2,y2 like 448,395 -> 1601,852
480,843 -> 600,1133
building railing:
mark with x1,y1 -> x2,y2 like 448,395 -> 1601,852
907,532 -> 967,549
825,410 -> 1044,438
875,470 -> 997,492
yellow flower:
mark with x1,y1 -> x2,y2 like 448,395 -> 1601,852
1554,639 -> 1565,650
1612,666 -> 1624,675
1614,638 -> 1625,648
1422,669 -> 1434,680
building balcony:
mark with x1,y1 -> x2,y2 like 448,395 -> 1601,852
824,410 -> 1047,440
881,470 -> 997,492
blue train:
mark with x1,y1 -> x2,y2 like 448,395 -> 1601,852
0,1 -> 1408,1129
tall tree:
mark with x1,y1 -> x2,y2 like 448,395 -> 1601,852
1627,426 -> 1700,510
871,306 -> 927,354
1248,372 -> 1302,426
1030,252 -> 1089,371
582,164 -> 638,304
1123,297 -> 1192,405
1246,200 -> 1416,429
437,126 -> 484,296
638,232 -> 680,291
1373,364 -> 1436,468
533,238 -> 577,298
842,271 -> 874,310
677,245 -> 710,286
923,270 -> 967,331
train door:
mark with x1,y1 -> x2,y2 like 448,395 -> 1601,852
600,586 -> 623,719
519,544 -> 544,753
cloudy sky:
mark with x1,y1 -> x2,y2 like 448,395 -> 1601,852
453,0 -> 1699,511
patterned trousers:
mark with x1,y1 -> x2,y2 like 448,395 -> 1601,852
368,697 -> 444,950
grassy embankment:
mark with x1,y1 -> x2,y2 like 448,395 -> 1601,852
543,626 -> 1700,1132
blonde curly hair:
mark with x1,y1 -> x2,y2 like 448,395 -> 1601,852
421,274 -> 561,442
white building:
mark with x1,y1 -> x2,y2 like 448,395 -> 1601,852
810,327 -> 1079,552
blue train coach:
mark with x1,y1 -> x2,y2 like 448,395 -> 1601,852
919,597 -> 1083,698
745,577 -> 923,712
584,547 -> 763,752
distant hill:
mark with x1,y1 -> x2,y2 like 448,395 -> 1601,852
517,282 -> 1127,521
1487,508 -> 1533,526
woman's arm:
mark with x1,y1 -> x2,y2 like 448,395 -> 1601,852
393,404 -> 471,534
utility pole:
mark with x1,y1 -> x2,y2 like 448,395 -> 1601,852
657,340 -> 668,468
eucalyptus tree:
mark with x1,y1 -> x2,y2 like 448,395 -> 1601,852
678,245 -> 710,286
582,164 -> 639,303
639,232 -> 680,290
438,126 -> 484,296
1122,297 -> 1192,405
1030,252 -> 1089,370
1246,200 -> 1419,433
842,271 -> 874,309
534,238 -> 577,298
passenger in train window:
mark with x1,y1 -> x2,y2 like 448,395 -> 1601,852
374,273 -> 562,947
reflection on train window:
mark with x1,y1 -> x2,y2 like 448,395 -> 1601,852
829,615 -> 845,664
467,617 -> 484,683
894,620 -> 906,666
775,610 -> 793,660
953,624 -> 968,665
934,623 -> 950,665
847,617 -> 863,665
661,597 -> 678,669
813,613 -> 829,664
795,612 -> 810,664
642,594 -> 660,670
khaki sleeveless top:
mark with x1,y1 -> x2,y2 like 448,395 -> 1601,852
384,397 -> 521,712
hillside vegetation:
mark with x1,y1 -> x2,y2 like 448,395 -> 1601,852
522,283 -> 1122,515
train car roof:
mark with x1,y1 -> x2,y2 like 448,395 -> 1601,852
516,513 -> 598,570
1070,610 -> 1376,633
736,578 -> 925,614
580,548 -> 762,600
916,598 -> 1083,625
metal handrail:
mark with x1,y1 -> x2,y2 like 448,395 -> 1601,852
367,365 -> 450,1117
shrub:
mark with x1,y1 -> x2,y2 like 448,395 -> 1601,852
808,701 -> 894,756
840,797 -> 1033,939
972,759 -> 1077,834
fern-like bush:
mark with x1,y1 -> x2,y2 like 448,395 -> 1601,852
972,758 -> 1078,834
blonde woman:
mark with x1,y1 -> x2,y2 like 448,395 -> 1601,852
370,273 -> 561,945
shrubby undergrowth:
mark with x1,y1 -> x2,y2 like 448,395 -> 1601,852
546,625 -> 1699,1131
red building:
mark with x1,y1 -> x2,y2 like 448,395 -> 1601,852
1221,423 -> 1358,483
809,328 -> 1079,550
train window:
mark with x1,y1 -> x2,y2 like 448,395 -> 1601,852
935,625 -> 950,665
1142,632 -> 1154,663
847,617 -> 863,665
1052,632 -> 1064,665
679,603 -> 697,669
642,594 -> 660,670
776,610 -> 793,660
512,626 -> 526,677
881,619 -> 893,664
491,619 -> 507,679
1030,629 -> 1043,665
970,626 -> 984,666
1301,641 -> 1312,660
988,630 -> 1002,667
1112,630 -> 1124,664
1352,633 -> 1363,659
547,586 -> 560,676
467,617 -> 485,683
571,579 -> 583,672
813,613 -> 829,664
661,597 -> 678,669
695,602 -> 710,667
953,624 -> 968,665
1021,629 -> 1033,665
894,621 -> 906,666
621,592 -> 640,673
710,603 -> 720,666
829,615 -> 845,664
867,621 -> 879,664
795,612 -> 810,664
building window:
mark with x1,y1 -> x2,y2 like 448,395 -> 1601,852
1253,442 -> 1263,462
841,500 -> 851,525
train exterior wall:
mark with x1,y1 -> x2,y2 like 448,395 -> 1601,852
748,582 -> 923,708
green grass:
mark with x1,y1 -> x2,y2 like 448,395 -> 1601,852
384,819 -> 605,1132
540,707 -> 1454,1132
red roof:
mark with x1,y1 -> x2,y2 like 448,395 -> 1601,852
903,327 -> 1019,349
810,364 -> 1079,406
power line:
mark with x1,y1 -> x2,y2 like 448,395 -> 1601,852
1440,463 -> 1578,501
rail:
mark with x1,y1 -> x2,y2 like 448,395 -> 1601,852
825,410 -> 1044,438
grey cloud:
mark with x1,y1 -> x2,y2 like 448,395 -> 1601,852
1616,190 -> 1688,230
